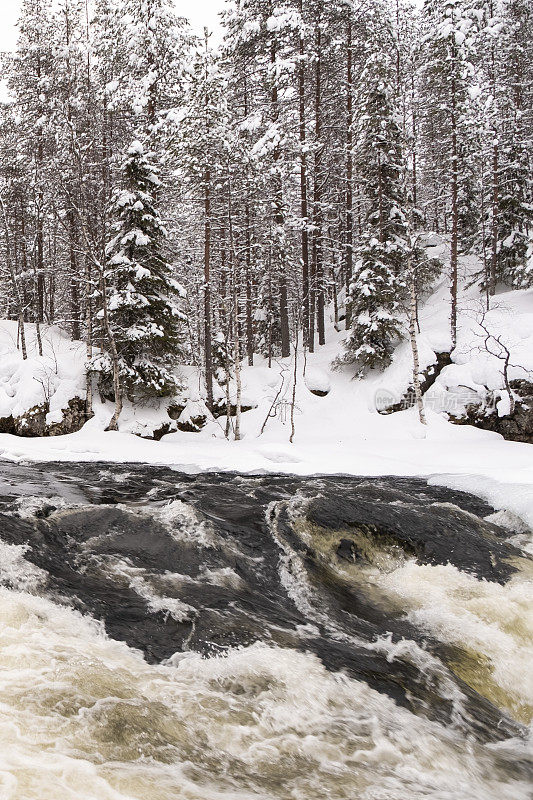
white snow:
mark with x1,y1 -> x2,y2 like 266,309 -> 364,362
0,240 -> 532,534
0,322 -> 86,421
304,366 -> 331,395
127,139 -> 144,155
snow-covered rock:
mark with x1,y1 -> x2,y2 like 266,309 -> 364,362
0,322 -> 87,436
304,367 -> 331,397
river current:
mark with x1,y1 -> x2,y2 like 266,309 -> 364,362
0,461 -> 531,799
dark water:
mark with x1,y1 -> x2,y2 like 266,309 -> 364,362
0,461 -> 531,799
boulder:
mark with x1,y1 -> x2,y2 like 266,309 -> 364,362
15,404 -> 48,437
0,398 -> 89,438
48,396 -> 89,437
304,367 -> 331,397
453,380 -> 533,444
378,352 -> 452,414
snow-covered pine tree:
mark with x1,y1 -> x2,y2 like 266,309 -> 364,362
341,47 -> 408,376
344,239 -> 403,375
492,0 -> 532,288
171,30 -> 230,411
212,330 -> 232,388
8,0 -> 55,328
121,0 -> 190,142
105,140 -> 186,398
468,0 -> 532,294
419,0 -> 479,345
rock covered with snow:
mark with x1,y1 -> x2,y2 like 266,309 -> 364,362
0,322 -> 87,437
304,367 -> 331,397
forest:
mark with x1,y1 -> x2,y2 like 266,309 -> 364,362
0,0 -> 531,432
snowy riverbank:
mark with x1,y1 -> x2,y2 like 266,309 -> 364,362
1,242 -> 532,529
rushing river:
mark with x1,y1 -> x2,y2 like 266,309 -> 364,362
0,461 -> 531,800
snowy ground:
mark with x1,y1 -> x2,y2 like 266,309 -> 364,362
0,321 -> 87,426
1,239 -> 532,529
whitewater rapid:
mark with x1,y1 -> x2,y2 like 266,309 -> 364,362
0,462 -> 531,800
0,586 -> 530,800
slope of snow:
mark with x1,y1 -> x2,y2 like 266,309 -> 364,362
0,242 -> 532,531
362,242 -> 533,417
0,322 -> 87,422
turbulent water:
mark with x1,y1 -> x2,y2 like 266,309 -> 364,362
0,462 -> 531,800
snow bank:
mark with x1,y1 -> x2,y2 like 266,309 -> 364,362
0,322 -> 86,421
429,474 -> 533,531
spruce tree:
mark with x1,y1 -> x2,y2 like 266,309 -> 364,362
498,140 -> 532,288
105,140 -> 186,398
341,49 -> 407,375
495,0 -> 532,288
344,240 -> 404,375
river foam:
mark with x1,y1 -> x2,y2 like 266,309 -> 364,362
375,560 -> 533,725
0,583 -> 530,800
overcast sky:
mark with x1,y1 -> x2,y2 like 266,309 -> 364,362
0,1 -> 224,53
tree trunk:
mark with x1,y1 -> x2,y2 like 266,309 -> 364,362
227,176 -> 241,441
32,258 -> 43,358
450,65 -> 459,350
309,254 -> 316,353
204,165 -> 214,412
345,17 -> 354,329
290,323 -> 298,444
35,48 -> 45,324
488,0 -> 498,299
490,142 -> 499,297
67,208 -> 81,340
298,0 -> 310,345
408,254 -> 426,425
267,271 -> 273,368
240,77 -> 255,366
225,335 -> 232,439
313,21 -> 325,347
480,153 -> 490,310
36,213 -> 45,324
49,273 -> 55,323
0,195 -> 27,359
332,265 -> 338,327
270,24 -> 291,358
411,73 -> 418,213
17,313 -> 28,360
233,294 -> 242,442
101,273 -> 122,431
503,352 -> 515,417
85,254 -> 94,419
279,273 -> 290,358
245,200 -> 254,366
